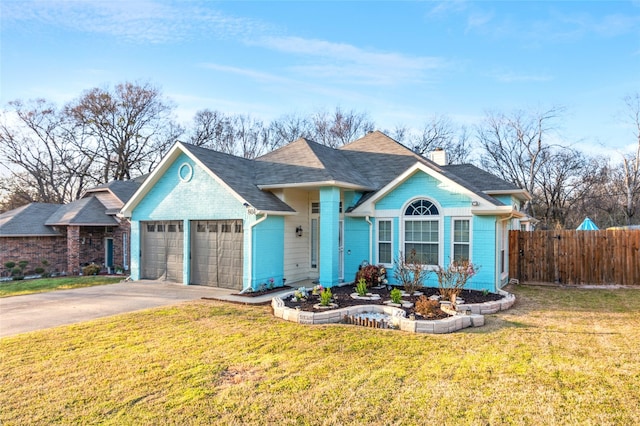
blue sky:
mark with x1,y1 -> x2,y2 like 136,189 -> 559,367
1,1 -> 639,154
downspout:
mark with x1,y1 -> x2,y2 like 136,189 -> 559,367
365,215 -> 373,264
240,213 -> 268,293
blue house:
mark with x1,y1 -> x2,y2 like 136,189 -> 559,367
120,131 -> 530,292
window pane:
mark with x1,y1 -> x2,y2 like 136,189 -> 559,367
405,221 -> 438,243
454,220 -> 470,242
453,244 -> 470,262
378,220 -> 391,241
379,242 -> 391,264
405,243 -> 438,265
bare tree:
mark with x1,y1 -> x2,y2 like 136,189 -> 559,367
477,107 -> 565,216
267,113 -> 313,149
66,81 -> 181,182
311,107 -> 374,148
534,148 -> 589,228
0,99 -> 94,205
407,115 -> 473,164
617,92 -> 640,225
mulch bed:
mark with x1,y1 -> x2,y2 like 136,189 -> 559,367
282,284 -> 505,320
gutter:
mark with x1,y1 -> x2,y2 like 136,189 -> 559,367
240,212 -> 268,293
365,215 -> 373,264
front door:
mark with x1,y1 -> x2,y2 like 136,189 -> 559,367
105,238 -> 114,270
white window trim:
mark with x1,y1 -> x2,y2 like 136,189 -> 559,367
450,217 -> 473,263
376,218 -> 393,267
400,198 -> 444,269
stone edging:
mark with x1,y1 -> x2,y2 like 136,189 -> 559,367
272,289 -> 515,334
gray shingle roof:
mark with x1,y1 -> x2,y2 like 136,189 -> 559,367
0,203 -> 63,236
84,179 -> 143,204
178,131 -> 525,214
180,143 -> 295,213
45,196 -> 118,226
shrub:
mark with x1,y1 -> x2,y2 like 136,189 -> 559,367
355,278 -> 368,296
390,288 -> 403,304
82,264 -> 101,276
415,296 -> 440,318
393,249 -> 430,295
319,288 -> 333,306
355,264 -> 380,288
436,259 -> 479,306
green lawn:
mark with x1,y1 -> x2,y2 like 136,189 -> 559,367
0,276 -> 123,297
1,285 -> 639,425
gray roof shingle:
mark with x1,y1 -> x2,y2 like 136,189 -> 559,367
0,203 -> 63,236
45,196 -> 118,226
181,143 -> 296,213
84,179 -> 143,204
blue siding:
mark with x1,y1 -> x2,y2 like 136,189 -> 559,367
251,215 -> 284,290
370,170 -> 498,292
343,216 -> 370,283
319,187 -> 340,287
376,171 -> 470,211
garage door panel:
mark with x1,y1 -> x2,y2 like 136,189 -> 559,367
141,221 -> 184,283
190,220 -> 243,289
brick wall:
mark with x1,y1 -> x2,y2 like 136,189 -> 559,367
0,236 -> 68,276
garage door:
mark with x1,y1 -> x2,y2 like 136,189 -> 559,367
141,221 -> 184,282
191,220 -> 243,289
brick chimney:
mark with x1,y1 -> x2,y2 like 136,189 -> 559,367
429,148 -> 448,166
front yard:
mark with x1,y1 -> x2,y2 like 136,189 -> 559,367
1,285 -> 639,425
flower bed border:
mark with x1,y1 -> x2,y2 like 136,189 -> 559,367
272,289 -> 515,334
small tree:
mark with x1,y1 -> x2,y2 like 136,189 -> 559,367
435,259 -> 479,307
393,249 -> 431,295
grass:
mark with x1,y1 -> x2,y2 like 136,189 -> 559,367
0,276 -> 123,297
1,285 -> 639,425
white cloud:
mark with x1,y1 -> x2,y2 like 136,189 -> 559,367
254,36 -> 446,85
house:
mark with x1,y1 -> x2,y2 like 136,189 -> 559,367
120,131 -> 530,292
0,179 -> 142,277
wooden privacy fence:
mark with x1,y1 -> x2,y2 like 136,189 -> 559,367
509,230 -> 640,286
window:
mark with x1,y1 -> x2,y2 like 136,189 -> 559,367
235,222 -> 243,233
403,199 -> 440,265
377,220 -> 392,265
197,223 -> 206,232
221,224 -> 231,233
311,202 -> 320,214
452,219 -> 470,262
146,224 -> 155,232
167,224 -> 176,232
156,224 -> 165,232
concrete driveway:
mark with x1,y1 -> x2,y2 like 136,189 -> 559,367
0,280 -> 239,338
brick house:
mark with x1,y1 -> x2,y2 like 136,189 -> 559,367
0,179 -> 142,277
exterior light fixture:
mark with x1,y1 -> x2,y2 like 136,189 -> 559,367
471,201 -> 480,206
295,226 -> 303,237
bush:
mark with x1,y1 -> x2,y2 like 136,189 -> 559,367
390,288 -> 403,304
319,288 -> 333,306
355,264 -> 380,288
436,259 -> 479,306
82,264 -> 101,276
355,278 -> 368,296
393,249 -> 430,295
415,296 -> 440,318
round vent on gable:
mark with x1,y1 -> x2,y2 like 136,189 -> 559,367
178,163 -> 193,182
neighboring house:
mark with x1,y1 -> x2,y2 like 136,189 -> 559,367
121,131 -> 530,293
0,179 -> 142,277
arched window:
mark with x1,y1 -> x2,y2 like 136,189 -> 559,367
403,199 -> 440,265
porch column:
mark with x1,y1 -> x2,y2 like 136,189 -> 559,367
319,186 -> 340,288
67,225 -> 81,275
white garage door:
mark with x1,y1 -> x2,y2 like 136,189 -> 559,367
191,220 -> 243,289
141,221 -> 184,282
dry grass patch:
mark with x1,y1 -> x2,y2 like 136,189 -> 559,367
1,285 -> 639,425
